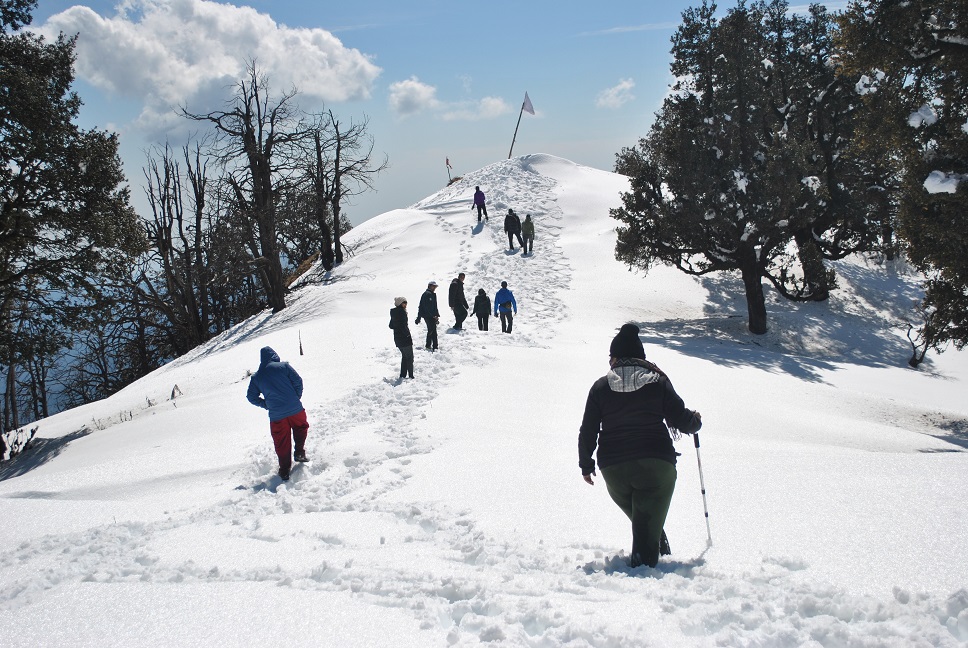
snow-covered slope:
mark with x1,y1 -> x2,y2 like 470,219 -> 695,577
1,155 -> 966,647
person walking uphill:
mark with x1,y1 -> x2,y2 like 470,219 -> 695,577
504,208 -> 524,251
472,186 -> 488,223
522,214 -> 535,255
494,281 -> 517,333
578,324 -> 702,569
389,297 -> 414,379
416,280 -> 440,351
449,273 -> 469,330
246,346 -> 310,481
472,288 -> 491,331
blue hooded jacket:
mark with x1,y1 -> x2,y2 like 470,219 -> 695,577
246,346 -> 305,422
494,287 -> 517,315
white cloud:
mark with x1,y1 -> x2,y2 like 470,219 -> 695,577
388,77 -> 440,116
596,78 -> 635,109
35,0 -> 381,132
388,78 -> 511,121
442,96 -> 512,121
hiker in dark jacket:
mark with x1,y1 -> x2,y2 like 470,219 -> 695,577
493,281 -> 517,333
246,346 -> 309,481
504,208 -> 524,251
389,297 -> 414,379
472,289 -> 491,331
448,273 -> 469,330
416,280 -> 440,351
472,186 -> 488,223
578,324 -> 702,569
522,214 -> 535,255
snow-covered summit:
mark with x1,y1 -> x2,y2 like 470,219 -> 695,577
1,155 -> 967,647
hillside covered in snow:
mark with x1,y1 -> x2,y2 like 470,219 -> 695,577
1,155 -> 967,647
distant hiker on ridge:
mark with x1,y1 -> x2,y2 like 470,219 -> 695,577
522,214 -> 535,255
389,297 -> 415,379
449,272 -> 469,331
494,281 -> 517,333
472,288 -> 491,331
472,186 -> 488,223
504,208 -> 524,251
246,346 -> 309,481
578,324 -> 703,569
416,280 -> 440,351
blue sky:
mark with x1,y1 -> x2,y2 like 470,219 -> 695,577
29,0 -> 848,224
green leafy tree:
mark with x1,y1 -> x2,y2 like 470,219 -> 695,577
0,1 -> 145,427
612,0 -> 879,334
839,0 -> 968,366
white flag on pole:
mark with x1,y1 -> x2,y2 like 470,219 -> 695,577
522,91 -> 535,115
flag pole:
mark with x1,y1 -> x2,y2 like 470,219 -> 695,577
508,101 -> 525,159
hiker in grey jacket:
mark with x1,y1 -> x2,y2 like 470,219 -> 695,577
578,324 -> 702,569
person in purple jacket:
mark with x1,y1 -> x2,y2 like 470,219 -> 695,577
472,186 -> 488,223
246,346 -> 309,481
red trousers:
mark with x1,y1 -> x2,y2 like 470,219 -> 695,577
269,409 -> 309,473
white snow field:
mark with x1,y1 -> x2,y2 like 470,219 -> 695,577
1,154 -> 967,647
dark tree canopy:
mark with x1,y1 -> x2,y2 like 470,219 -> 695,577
839,0 -> 968,364
612,0 -> 880,334
1,11 -> 145,431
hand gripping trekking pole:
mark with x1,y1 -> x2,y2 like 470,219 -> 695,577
693,432 -> 713,547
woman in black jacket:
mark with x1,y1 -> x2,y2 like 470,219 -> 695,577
389,297 -> 414,379
471,289 -> 491,331
578,324 -> 702,568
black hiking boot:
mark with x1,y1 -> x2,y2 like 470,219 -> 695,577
278,467 -> 290,481
659,530 -> 672,556
294,451 -> 308,463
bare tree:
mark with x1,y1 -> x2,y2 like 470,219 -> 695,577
313,110 -> 388,264
182,62 -> 310,312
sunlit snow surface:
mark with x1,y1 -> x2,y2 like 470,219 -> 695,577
2,155 -> 967,647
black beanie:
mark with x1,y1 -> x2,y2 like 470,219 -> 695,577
609,323 -> 645,359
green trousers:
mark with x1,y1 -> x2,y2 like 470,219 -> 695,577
601,457 -> 677,568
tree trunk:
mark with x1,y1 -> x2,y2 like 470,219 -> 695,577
794,231 -> 830,301
740,249 -> 768,334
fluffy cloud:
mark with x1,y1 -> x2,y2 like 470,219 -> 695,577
36,0 -> 381,133
596,78 -> 635,109
388,76 -> 440,116
388,78 -> 511,121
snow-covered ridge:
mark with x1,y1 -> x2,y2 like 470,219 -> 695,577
1,155 -> 967,646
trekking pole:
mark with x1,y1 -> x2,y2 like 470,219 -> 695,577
693,432 -> 713,547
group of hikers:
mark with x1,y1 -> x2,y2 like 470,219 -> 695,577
472,186 -> 535,255
244,185 -> 704,569
389,274 -> 519,375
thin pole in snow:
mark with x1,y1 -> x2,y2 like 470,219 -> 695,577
508,102 -> 525,159
694,432 -> 713,547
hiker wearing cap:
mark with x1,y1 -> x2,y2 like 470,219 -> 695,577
416,281 -> 440,351
449,273 -> 469,331
504,208 -> 524,251
522,214 -> 535,255
472,186 -> 488,223
389,297 -> 414,379
493,281 -> 517,333
246,346 -> 309,481
472,288 -> 491,331
578,323 -> 703,569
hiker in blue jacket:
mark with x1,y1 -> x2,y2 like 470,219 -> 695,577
246,346 -> 309,481
494,281 -> 517,333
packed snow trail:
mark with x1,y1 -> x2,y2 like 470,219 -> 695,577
2,156 -> 967,647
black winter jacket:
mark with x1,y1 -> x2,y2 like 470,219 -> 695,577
472,294 -> 491,317
449,278 -> 468,309
578,359 -> 701,475
417,289 -> 439,321
389,306 -> 412,347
